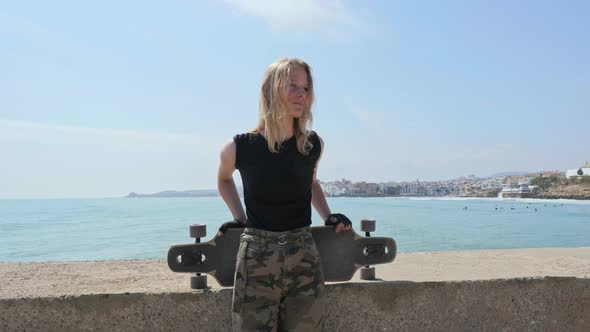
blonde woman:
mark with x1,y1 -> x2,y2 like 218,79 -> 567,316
217,58 -> 352,331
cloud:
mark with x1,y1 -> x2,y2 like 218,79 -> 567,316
223,0 -> 366,33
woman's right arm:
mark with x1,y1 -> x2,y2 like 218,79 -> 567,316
217,140 -> 247,234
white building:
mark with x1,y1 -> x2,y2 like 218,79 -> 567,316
481,178 -> 504,190
565,161 -> 590,178
321,182 -> 347,196
399,181 -> 427,196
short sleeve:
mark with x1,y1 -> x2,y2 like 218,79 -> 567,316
233,134 -> 242,169
309,131 -> 322,162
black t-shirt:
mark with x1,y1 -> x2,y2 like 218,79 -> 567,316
233,131 -> 322,231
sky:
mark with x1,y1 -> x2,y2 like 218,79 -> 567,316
0,0 -> 588,199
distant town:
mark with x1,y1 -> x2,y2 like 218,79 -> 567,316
126,162 -> 590,200
321,162 -> 590,199
320,174 -> 530,198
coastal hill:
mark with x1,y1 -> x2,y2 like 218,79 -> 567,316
462,174 -> 590,200
125,175 -> 590,200
530,175 -> 590,200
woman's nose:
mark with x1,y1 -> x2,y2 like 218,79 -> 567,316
295,87 -> 307,96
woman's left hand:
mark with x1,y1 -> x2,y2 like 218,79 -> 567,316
324,213 -> 352,232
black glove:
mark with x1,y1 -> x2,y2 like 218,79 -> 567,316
218,218 -> 246,234
324,213 -> 352,227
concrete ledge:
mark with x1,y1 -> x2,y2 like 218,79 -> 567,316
2,277 -> 588,331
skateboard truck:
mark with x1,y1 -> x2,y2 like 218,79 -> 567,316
363,244 -> 387,258
360,219 -> 376,280
189,224 -> 208,289
179,250 -> 204,265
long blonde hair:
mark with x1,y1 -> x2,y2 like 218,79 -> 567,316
254,58 -> 315,154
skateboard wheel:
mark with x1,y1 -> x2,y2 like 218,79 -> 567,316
191,274 -> 207,289
360,267 -> 375,280
190,224 -> 207,238
360,219 -> 376,232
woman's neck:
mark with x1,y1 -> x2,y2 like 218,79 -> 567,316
260,118 -> 294,140
258,119 -> 295,140
279,117 -> 295,139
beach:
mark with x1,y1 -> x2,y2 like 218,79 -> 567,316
2,247 -> 589,299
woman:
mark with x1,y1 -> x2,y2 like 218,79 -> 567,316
217,58 -> 352,331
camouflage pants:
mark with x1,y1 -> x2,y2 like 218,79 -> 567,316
232,226 -> 325,332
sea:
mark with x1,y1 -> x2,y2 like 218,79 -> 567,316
1,197 -> 589,262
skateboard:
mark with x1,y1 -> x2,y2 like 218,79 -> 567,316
167,219 -> 397,288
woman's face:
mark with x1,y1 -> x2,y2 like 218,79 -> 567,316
282,65 -> 310,118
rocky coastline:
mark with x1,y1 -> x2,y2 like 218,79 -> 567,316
531,184 -> 590,200
529,175 -> 590,200
460,177 -> 590,200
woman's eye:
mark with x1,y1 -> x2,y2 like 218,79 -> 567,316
288,83 -> 309,93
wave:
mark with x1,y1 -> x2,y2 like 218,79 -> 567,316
332,196 -> 590,205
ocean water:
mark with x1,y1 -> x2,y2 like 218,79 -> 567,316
0,197 -> 589,262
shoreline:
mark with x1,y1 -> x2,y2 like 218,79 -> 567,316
384,196 -> 590,204
3,245 -> 590,264
2,247 -> 589,299
2,195 -> 589,201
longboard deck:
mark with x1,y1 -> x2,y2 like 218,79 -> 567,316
168,226 -> 396,287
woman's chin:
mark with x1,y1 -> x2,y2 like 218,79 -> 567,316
290,109 -> 304,118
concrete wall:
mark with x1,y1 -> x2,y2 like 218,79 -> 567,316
1,277 -> 588,331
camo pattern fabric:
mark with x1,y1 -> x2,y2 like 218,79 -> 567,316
232,226 -> 325,332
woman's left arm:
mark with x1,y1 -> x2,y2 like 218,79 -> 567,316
311,136 -> 352,232
311,136 -> 331,220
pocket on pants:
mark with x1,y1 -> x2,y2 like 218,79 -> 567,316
244,241 -> 260,261
232,240 -> 249,313
306,237 -> 325,285
303,237 -> 321,263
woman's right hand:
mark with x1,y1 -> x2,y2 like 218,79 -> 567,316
217,219 -> 246,237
